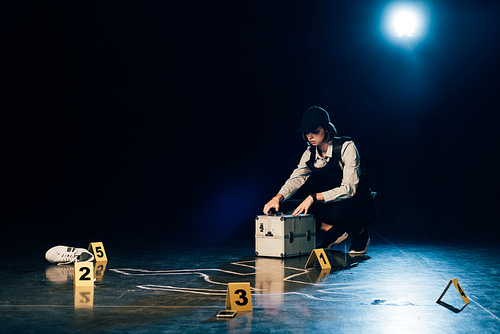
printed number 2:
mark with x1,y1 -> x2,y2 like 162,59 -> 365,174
79,291 -> 91,303
95,246 -> 104,258
234,289 -> 248,306
79,267 -> 91,281
96,264 -> 104,276
319,253 -> 327,264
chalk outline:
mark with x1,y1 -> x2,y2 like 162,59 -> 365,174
110,259 -> 367,302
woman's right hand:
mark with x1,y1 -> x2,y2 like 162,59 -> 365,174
263,194 -> 284,215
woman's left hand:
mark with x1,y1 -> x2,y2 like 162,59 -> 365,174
292,195 -> 314,216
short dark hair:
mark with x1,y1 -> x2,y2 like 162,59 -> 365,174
302,122 -> 338,145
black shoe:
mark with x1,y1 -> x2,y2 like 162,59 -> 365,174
349,228 -> 370,254
316,228 -> 348,250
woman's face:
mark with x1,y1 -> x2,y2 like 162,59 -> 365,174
305,126 -> 326,146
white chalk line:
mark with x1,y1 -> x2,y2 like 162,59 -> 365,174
369,228 -> 500,323
109,259 -> 367,302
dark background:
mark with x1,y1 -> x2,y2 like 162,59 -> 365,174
3,1 -> 500,248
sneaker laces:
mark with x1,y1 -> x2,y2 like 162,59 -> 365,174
56,248 -> 80,265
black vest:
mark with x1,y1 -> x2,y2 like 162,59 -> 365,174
305,136 -> 371,200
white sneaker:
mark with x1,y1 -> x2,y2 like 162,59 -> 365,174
45,246 -> 94,265
45,265 -> 74,283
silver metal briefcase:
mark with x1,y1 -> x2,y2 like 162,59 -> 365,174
255,214 -> 316,258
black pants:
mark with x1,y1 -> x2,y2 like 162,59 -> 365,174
280,196 -> 377,236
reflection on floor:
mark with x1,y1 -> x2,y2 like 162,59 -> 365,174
1,229 -> 500,333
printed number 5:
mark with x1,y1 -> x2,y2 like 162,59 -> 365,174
95,246 -> 104,258
234,289 -> 248,306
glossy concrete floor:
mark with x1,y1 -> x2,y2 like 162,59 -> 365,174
1,229 -> 500,333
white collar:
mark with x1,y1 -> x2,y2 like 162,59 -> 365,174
315,140 -> 333,159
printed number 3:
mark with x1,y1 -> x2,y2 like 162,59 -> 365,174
79,267 -> 91,281
234,289 -> 248,306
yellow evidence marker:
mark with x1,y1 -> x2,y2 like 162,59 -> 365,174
436,278 -> 471,305
225,282 -> 253,312
74,262 -> 94,286
94,260 -> 108,282
74,286 -> 94,309
304,249 -> 331,270
88,242 -> 108,262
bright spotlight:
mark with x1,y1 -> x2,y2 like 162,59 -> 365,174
393,11 -> 418,36
381,1 -> 431,46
